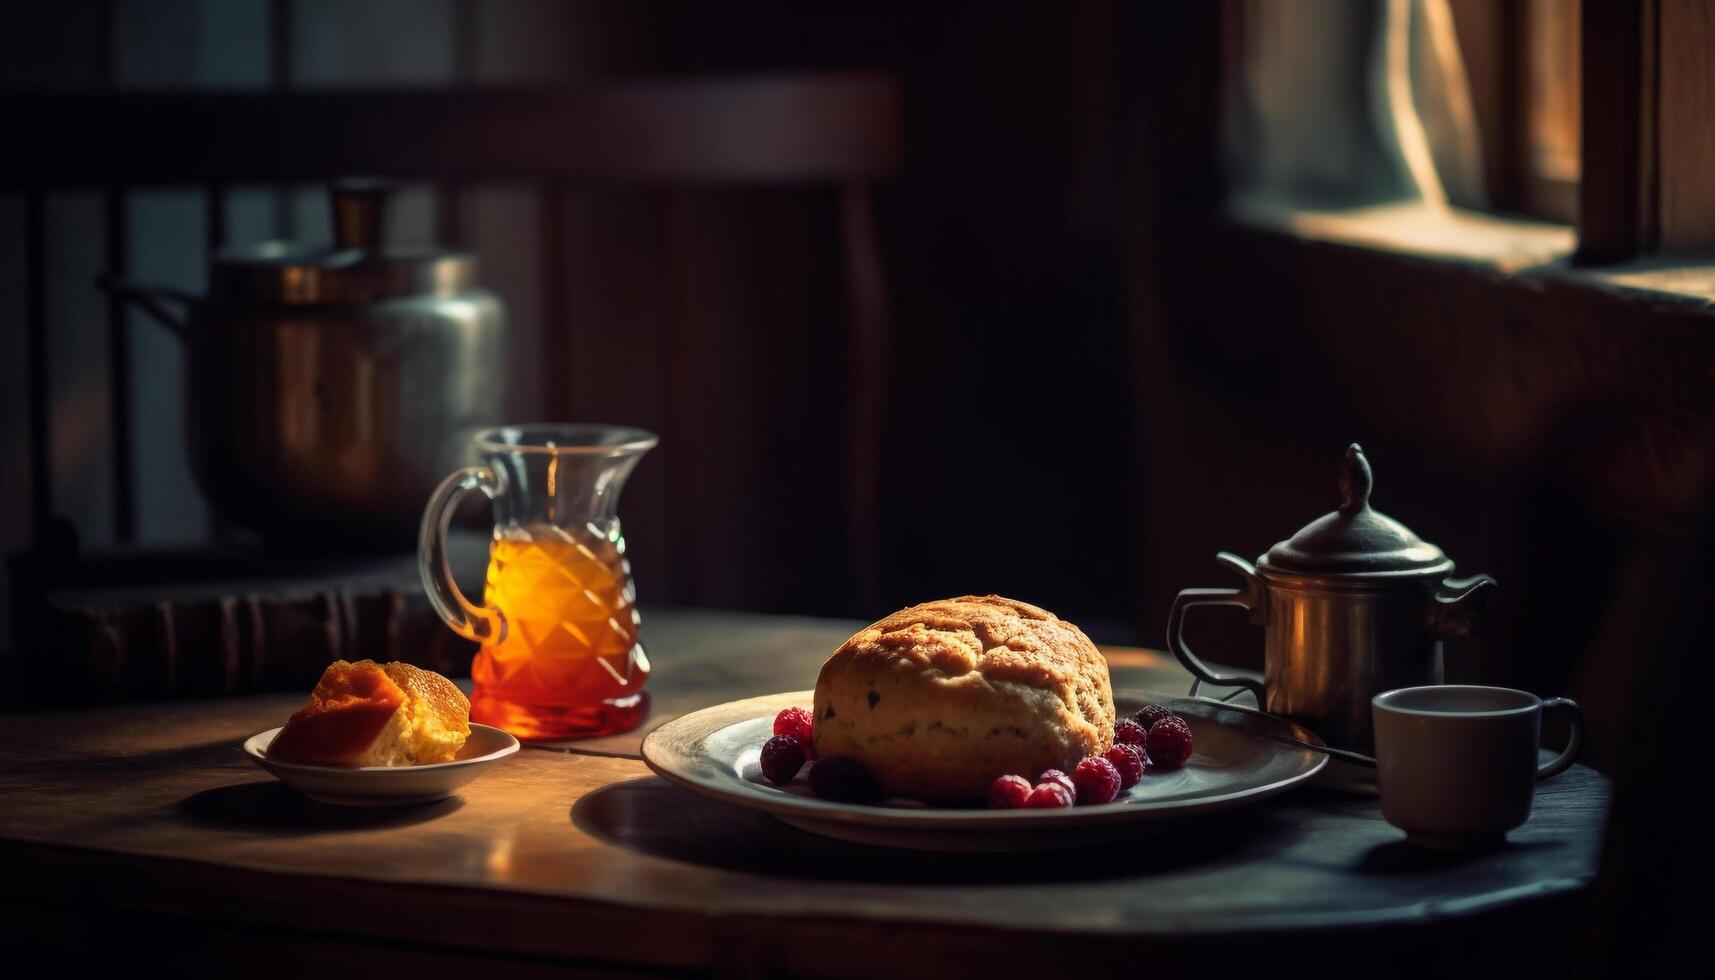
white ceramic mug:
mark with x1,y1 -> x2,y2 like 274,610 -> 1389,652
1372,685 -> 1584,850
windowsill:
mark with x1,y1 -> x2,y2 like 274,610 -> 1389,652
1226,194 -> 1715,316
1228,196 -> 1575,273
1569,260 -> 1715,312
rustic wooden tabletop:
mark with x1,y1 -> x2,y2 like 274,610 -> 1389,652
0,609 -> 1608,977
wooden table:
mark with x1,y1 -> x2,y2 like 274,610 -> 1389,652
0,609 -> 1608,977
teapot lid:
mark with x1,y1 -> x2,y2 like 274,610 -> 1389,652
1258,444 -> 1451,577
209,180 -> 476,305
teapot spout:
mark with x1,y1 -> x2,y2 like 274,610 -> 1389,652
1426,574 -> 1497,639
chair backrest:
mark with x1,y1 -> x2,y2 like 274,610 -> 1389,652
5,73 -> 901,599
6,74 -> 901,186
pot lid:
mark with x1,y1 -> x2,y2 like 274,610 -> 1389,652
209,180 -> 475,305
1258,444 -> 1450,577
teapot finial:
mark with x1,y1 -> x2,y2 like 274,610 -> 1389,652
1338,443 -> 1372,515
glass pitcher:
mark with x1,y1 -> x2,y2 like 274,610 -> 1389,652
419,424 -> 657,739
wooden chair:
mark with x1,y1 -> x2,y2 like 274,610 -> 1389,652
4,74 -> 901,700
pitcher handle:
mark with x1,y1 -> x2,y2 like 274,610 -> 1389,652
1166,551 -> 1267,704
418,466 -> 506,644
1536,697 -> 1584,781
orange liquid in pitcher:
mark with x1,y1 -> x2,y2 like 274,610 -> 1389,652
470,526 -> 650,739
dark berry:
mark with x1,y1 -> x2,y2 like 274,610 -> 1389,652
773,706 -> 817,758
759,735 -> 807,785
808,756 -> 881,803
1104,743 -> 1146,789
1038,769 -> 1075,797
987,774 -> 1033,809
1114,718 -> 1147,745
1134,704 -> 1178,732
1024,782 -> 1075,808
1145,714 -> 1194,769
1072,756 -> 1121,805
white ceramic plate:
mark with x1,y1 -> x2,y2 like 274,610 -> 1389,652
642,690 -> 1328,850
244,723 -> 520,806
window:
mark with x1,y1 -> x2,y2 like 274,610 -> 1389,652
1445,0 -> 1580,223
1226,0 -> 1712,266
1519,0 -> 1579,222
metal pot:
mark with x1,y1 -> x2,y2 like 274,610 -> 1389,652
1167,444 -> 1496,752
102,182 -> 506,548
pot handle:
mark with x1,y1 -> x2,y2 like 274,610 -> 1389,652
1166,551 -> 1267,704
417,466 -> 507,645
96,275 -> 197,340
332,179 -> 391,252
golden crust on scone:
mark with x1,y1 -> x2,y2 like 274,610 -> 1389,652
268,660 -> 470,767
382,662 -> 472,765
812,595 -> 1115,802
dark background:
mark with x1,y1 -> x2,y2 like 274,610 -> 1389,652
3,1 -> 1712,775
3,3 -> 1712,971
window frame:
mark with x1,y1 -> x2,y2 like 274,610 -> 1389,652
1446,0 -> 1579,225
1580,0 -> 1715,262
1220,0 -> 1711,266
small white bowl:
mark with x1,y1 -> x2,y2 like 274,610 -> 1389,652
244,723 -> 520,807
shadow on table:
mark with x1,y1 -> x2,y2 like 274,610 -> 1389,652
1357,837 -> 1560,874
572,776 -> 1300,884
180,780 -> 463,833
5,737 -> 262,777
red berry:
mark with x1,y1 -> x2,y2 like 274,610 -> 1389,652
988,774 -> 1033,809
1038,769 -> 1075,797
1145,714 -> 1194,769
808,756 -> 880,803
1114,718 -> 1147,745
1104,743 -> 1146,788
1134,704 -> 1178,732
1025,782 -> 1075,808
759,735 -> 807,785
773,706 -> 817,758
1072,756 -> 1121,805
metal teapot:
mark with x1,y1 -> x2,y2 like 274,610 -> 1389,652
1168,444 -> 1495,752
101,181 -> 506,549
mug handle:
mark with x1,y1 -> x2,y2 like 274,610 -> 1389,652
1536,697 -> 1584,781
418,466 -> 507,644
1166,551 -> 1267,704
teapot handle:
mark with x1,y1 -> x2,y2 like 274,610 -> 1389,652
1166,551 -> 1267,704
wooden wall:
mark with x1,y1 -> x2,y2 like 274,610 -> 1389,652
1120,4 -> 1715,769
5,3 -> 1710,769
0,0 -> 573,639
2,1 -> 1145,637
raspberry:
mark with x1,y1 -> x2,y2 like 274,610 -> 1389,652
1104,743 -> 1146,789
1134,704 -> 1178,732
1072,756 -> 1121,805
1145,714 -> 1194,769
808,756 -> 880,803
759,735 -> 807,785
773,706 -> 817,758
1024,782 -> 1075,808
1114,718 -> 1147,746
987,774 -> 1033,809
1038,769 -> 1075,797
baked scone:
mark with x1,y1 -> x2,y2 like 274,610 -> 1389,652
267,660 -> 471,767
812,596 -> 1115,802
